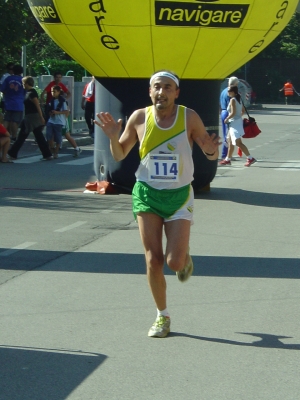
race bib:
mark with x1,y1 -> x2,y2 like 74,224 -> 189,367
149,154 -> 179,182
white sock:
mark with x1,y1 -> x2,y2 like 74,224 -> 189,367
157,308 -> 170,318
247,154 -> 253,159
75,147 -> 79,151
225,157 -> 231,161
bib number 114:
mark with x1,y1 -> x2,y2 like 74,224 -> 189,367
149,154 -> 179,182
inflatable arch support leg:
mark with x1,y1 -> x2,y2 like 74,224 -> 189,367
87,79 -> 220,194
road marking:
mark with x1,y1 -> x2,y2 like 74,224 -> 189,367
276,162 -> 300,171
0,242 -> 36,257
217,165 -> 245,170
54,221 -> 87,232
13,154 -> 69,164
58,156 -> 94,165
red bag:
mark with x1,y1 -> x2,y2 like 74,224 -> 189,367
243,117 -> 261,138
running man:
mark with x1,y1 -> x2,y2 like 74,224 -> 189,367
95,70 -> 220,338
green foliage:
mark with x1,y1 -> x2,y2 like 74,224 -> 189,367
26,33 -> 69,65
0,1 -> 85,81
29,59 -> 86,82
259,13 -> 300,58
0,0 -> 41,71
25,32 -> 86,80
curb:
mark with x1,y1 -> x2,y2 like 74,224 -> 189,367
248,104 -> 263,110
25,131 -> 94,148
62,136 -> 94,148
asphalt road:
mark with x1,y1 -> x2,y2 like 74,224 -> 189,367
0,105 -> 300,400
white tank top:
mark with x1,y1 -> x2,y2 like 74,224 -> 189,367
135,105 -> 194,190
227,97 -> 243,122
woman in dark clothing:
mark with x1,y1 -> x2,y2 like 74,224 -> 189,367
8,76 -> 53,160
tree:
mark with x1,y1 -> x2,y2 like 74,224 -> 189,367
0,1 -> 84,80
258,12 -> 300,58
26,32 -> 73,76
26,33 -> 68,64
0,0 -> 42,72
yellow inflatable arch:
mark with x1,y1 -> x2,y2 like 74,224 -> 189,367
27,0 -> 298,79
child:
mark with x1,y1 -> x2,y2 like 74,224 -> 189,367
48,91 -> 82,157
46,85 -> 68,158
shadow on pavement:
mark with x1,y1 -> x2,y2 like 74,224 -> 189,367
169,332 -> 300,350
0,345 -> 106,400
0,189 -> 132,213
1,250 -> 300,279
0,186 -> 299,213
196,188 -> 300,209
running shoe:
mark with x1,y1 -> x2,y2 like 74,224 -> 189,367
148,316 -> 171,338
40,156 -> 53,161
219,159 -> 231,165
176,251 -> 194,282
244,157 -> 257,167
73,148 -> 82,157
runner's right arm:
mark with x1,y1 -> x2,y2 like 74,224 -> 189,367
95,109 -> 142,161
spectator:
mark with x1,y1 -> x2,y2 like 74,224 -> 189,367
219,76 -> 239,159
279,80 -> 299,105
0,62 -> 14,86
219,85 -> 256,167
46,85 -> 68,159
0,62 -> 14,112
0,123 -> 12,163
81,76 -> 95,139
48,91 -> 82,157
1,64 -> 25,141
40,72 -> 71,120
8,76 -> 53,161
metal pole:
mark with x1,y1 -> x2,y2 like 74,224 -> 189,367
21,45 -> 26,76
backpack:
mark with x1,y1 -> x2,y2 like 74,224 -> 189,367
44,95 -> 66,121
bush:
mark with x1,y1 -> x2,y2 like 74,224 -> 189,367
28,59 -> 87,82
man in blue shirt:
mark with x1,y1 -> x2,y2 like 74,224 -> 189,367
0,62 -> 14,112
1,65 -> 25,142
219,76 -> 239,159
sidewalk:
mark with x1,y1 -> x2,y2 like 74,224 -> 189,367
7,128 -> 94,159
60,129 -> 94,148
